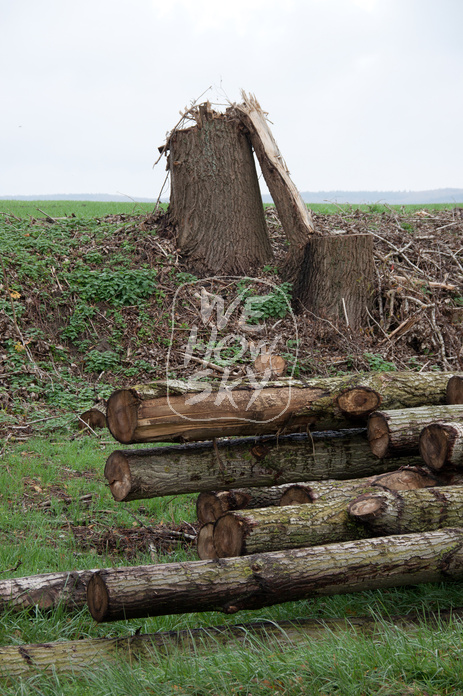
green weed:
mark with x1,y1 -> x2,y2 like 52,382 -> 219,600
363,352 -> 397,372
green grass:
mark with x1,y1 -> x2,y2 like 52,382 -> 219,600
1,437 -> 463,693
0,200 -> 158,219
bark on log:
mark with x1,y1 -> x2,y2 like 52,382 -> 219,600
0,570 -> 95,613
447,376 -> 463,404
105,430 -> 424,502
349,485 -> 463,534
292,234 -> 375,331
233,92 -> 316,280
211,498 -> 368,558
86,528 -> 463,622
167,106 -> 272,275
367,404 -> 463,459
106,371 -> 462,444
419,422 -> 463,470
196,467 -> 438,524
4,609 -> 463,676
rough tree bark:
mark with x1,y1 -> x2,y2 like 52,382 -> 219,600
104,431 -> 423,501
167,103 -> 272,275
195,467 -> 439,524
106,371 -> 462,445
86,528 -> 463,622
419,422 -> 463,470
0,570 -> 94,613
292,234 -> 375,330
367,404 -> 463,459
211,497 -> 365,558
349,485 -> 463,534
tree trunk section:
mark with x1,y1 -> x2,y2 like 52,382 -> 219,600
349,485 -> 463,534
105,431 -> 423,501
106,371 -> 462,445
419,422 -> 463,470
86,528 -> 463,622
4,609 -> 463,676
447,376 -> 463,404
167,109 -> 272,275
292,234 -> 374,330
0,570 -> 94,613
367,404 -> 463,459
212,499 -> 368,558
196,467 -> 439,524
232,92 -> 316,281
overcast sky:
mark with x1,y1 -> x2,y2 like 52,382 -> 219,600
2,0 -> 462,198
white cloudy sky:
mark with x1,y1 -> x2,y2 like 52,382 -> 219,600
2,0 -> 462,197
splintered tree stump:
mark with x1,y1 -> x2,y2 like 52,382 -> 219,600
367,404 -> 463,459
419,422 -> 463,470
195,468 -> 438,524
86,529 -> 463,622
106,371 -> 462,445
292,234 -> 374,330
349,485 -> 463,534
167,106 -> 272,275
232,92 -> 316,280
447,376 -> 463,404
105,431 -> 424,502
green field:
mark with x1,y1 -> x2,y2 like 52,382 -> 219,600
0,199 -> 459,219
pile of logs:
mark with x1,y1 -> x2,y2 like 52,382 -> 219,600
82,371 -> 463,622
4,372 -> 463,629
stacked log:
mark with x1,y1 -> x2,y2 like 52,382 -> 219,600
419,422 -> 463,470
196,468 -> 439,525
4,372 -> 463,635
367,404 -> 463,459
104,431 -> 423,501
86,528 -> 463,622
105,372 -> 460,444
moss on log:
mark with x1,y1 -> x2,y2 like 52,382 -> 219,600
87,528 -> 463,622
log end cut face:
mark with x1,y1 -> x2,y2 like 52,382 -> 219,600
104,452 -> 132,502
279,486 -> 313,506
349,495 -> 385,520
106,389 -> 140,444
446,376 -> 463,405
214,515 -> 245,558
196,523 -> 218,560
87,573 -> 109,623
419,424 -> 450,471
367,413 -> 390,459
337,387 -> 381,418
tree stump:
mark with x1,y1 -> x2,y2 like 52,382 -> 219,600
167,105 -> 272,275
292,234 -> 374,330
